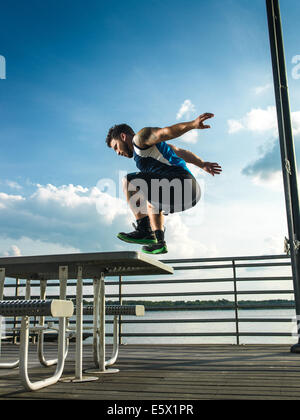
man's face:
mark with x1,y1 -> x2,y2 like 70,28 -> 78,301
110,138 -> 133,158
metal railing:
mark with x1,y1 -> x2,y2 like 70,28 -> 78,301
1,254 -> 295,345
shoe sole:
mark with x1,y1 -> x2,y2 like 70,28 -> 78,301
141,246 -> 168,255
117,233 -> 158,245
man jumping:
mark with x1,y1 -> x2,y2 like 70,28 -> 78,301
105,113 -> 222,254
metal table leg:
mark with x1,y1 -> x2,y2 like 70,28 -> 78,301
38,279 -> 59,367
85,272 -> 119,374
60,266 -> 98,383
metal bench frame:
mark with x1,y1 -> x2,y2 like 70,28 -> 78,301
80,301 -> 145,372
0,298 -> 73,391
0,267 -> 73,391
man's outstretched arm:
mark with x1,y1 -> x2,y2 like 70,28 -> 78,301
169,144 -> 222,177
134,113 -> 214,148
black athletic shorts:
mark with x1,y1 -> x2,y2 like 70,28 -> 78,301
125,169 -> 201,214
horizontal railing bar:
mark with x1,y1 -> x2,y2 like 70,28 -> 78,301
105,292 -> 235,298
106,290 -> 294,297
2,282 -> 93,288
4,315 -> 295,324
5,332 -> 292,338
67,317 -> 295,324
116,332 -> 293,337
237,290 -> 294,295
2,300 -> 295,309
139,305 -> 295,310
161,254 -> 290,263
103,318 -> 295,324
172,262 -> 291,271
232,276 -> 292,282
235,262 -> 290,268
2,276 -> 293,288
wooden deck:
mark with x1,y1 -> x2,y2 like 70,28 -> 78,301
1,343 -> 300,400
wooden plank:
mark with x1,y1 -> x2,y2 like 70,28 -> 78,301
1,343 -> 300,400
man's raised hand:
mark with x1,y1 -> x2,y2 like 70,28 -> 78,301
202,162 -> 222,176
194,113 -> 214,130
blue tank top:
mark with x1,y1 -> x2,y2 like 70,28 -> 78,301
133,139 -> 192,176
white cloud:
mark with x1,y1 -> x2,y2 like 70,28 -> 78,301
254,83 -> 272,95
241,123 -> 300,189
0,237 -> 80,257
179,130 -> 199,144
228,106 -> 278,135
0,192 -> 24,209
251,171 -> 284,192
245,107 -> 277,132
3,245 -> 22,257
32,183 -> 89,207
165,213 -> 217,259
0,180 -> 23,190
176,99 -> 196,120
242,140 -> 282,182
195,198 -> 288,257
30,183 -> 129,224
292,111 -> 300,136
175,100 -> 199,143
228,106 -> 300,138
263,236 -> 285,255
0,182 -> 132,253
228,119 -> 245,134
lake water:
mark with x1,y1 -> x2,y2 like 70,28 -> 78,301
82,308 -> 299,345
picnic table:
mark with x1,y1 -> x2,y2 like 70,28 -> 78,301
0,251 -> 173,389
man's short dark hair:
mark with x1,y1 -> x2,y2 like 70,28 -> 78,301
106,124 -> 135,147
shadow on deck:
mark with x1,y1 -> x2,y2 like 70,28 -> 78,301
1,343 -> 300,400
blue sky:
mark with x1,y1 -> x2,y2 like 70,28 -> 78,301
0,0 -> 299,260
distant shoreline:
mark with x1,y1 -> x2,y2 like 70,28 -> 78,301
96,299 -> 296,311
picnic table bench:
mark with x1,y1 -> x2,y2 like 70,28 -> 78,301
0,251 -> 173,390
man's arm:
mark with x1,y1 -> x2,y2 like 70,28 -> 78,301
134,113 -> 214,148
169,144 -> 222,177
169,144 -> 205,168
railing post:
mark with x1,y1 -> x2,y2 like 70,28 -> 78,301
118,275 -> 123,346
232,260 -> 240,345
13,278 -> 20,344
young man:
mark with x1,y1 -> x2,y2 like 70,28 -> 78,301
106,113 -> 222,254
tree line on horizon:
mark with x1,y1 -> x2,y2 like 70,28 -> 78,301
78,298 -> 295,310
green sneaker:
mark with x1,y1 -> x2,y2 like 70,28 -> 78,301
141,241 -> 168,255
117,223 -> 157,245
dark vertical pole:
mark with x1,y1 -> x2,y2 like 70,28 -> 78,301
266,0 -> 300,351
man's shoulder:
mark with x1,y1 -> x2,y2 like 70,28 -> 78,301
134,127 -> 153,148
134,127 -> 161,148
